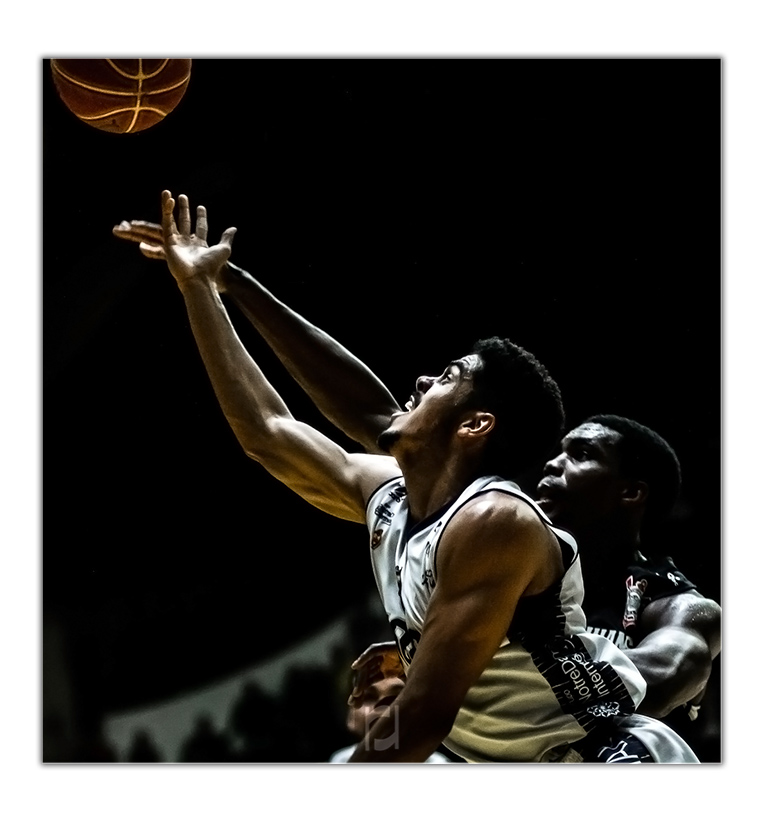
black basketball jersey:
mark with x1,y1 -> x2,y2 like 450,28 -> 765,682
585,555 -> 696,650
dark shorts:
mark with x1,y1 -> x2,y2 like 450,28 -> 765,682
573,725 -> 655,763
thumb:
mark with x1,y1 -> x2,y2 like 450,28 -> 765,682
220,226 -> 237,249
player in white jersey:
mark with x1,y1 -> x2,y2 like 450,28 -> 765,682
366,474 -> 648,761
115,209 -> 716,761
142,191 -> 649,762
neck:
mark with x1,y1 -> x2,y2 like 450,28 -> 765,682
575,522 -> 645,587
395,448 -> 485,524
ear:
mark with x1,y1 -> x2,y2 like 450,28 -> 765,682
457,411 -> 496,440
621,480 -> 648,509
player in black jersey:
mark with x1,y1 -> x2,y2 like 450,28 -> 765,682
534,417 -> 721,760
534,414 -> 721,723
114,210 -> 720,758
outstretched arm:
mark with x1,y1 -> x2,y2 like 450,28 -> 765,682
224,262 -> 401,453
627,591 -> 721,718
155,191 -> 397,524
113,219 -> 401,453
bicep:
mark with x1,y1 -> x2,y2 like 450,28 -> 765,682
640,594 -> 721,659
630,626 -> 711,672
250,416 -> 399,523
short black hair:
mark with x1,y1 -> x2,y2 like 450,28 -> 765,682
584,414 -> 682,525
469,337 -> 565,479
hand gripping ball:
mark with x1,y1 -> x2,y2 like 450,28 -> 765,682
51,59 -> 192,134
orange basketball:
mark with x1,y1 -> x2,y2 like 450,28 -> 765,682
51,59 -> 192,134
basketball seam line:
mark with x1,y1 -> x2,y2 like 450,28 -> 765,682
77,106 -> 171,122
105,58 -> 170,81
52,63 -> 189,97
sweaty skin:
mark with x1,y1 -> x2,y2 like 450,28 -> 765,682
115,208 -> 720,726
144,193 -> 570,762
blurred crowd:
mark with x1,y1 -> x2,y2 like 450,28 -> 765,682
44,594 -> 718,763
46,599 -> 432,763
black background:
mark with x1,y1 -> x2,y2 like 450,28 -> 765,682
42,58 -> 721,743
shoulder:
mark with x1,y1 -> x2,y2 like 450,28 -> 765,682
454,489 -> 547,533
439,490 -> 561,593
630,554 -> 696,599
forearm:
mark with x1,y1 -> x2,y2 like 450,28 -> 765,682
177,277 -> 293,458
224,262 -> 400,452
626,633 -> 712,718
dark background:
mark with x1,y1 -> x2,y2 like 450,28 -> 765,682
42,58 -> 721,760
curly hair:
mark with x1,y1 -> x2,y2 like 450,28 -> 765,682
468,337 -> 565,479
584,414 -> 682,526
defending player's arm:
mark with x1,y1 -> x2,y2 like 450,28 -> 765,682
625,592 -> 721,718
223,261 -> 401,452
348,495 -> 562,762
113,219 -> 401,453
157,191 -> 396,523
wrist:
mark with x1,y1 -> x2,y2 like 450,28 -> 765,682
176,274 -> 220,300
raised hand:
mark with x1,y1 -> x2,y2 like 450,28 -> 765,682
112,219 -> 165,260
161,190 -> 237,287
112,209 -> 243,293
348,641 -> 405,707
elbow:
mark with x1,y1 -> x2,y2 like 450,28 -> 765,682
639,687 -> 699,719
234,417 -> 284,465
634,667 -> 688,717
241,441 -> 268,464
238,436 -> 268,465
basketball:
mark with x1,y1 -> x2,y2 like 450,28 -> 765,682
51,59 -> 192,134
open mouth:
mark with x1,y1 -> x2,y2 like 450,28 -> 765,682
535,480 -> 562,502
404,393 -> 422,412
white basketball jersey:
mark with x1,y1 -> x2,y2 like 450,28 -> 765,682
366,474 -> 647,763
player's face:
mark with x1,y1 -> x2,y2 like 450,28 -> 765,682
536,423 -> 628,533
377,354 -> 481,453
